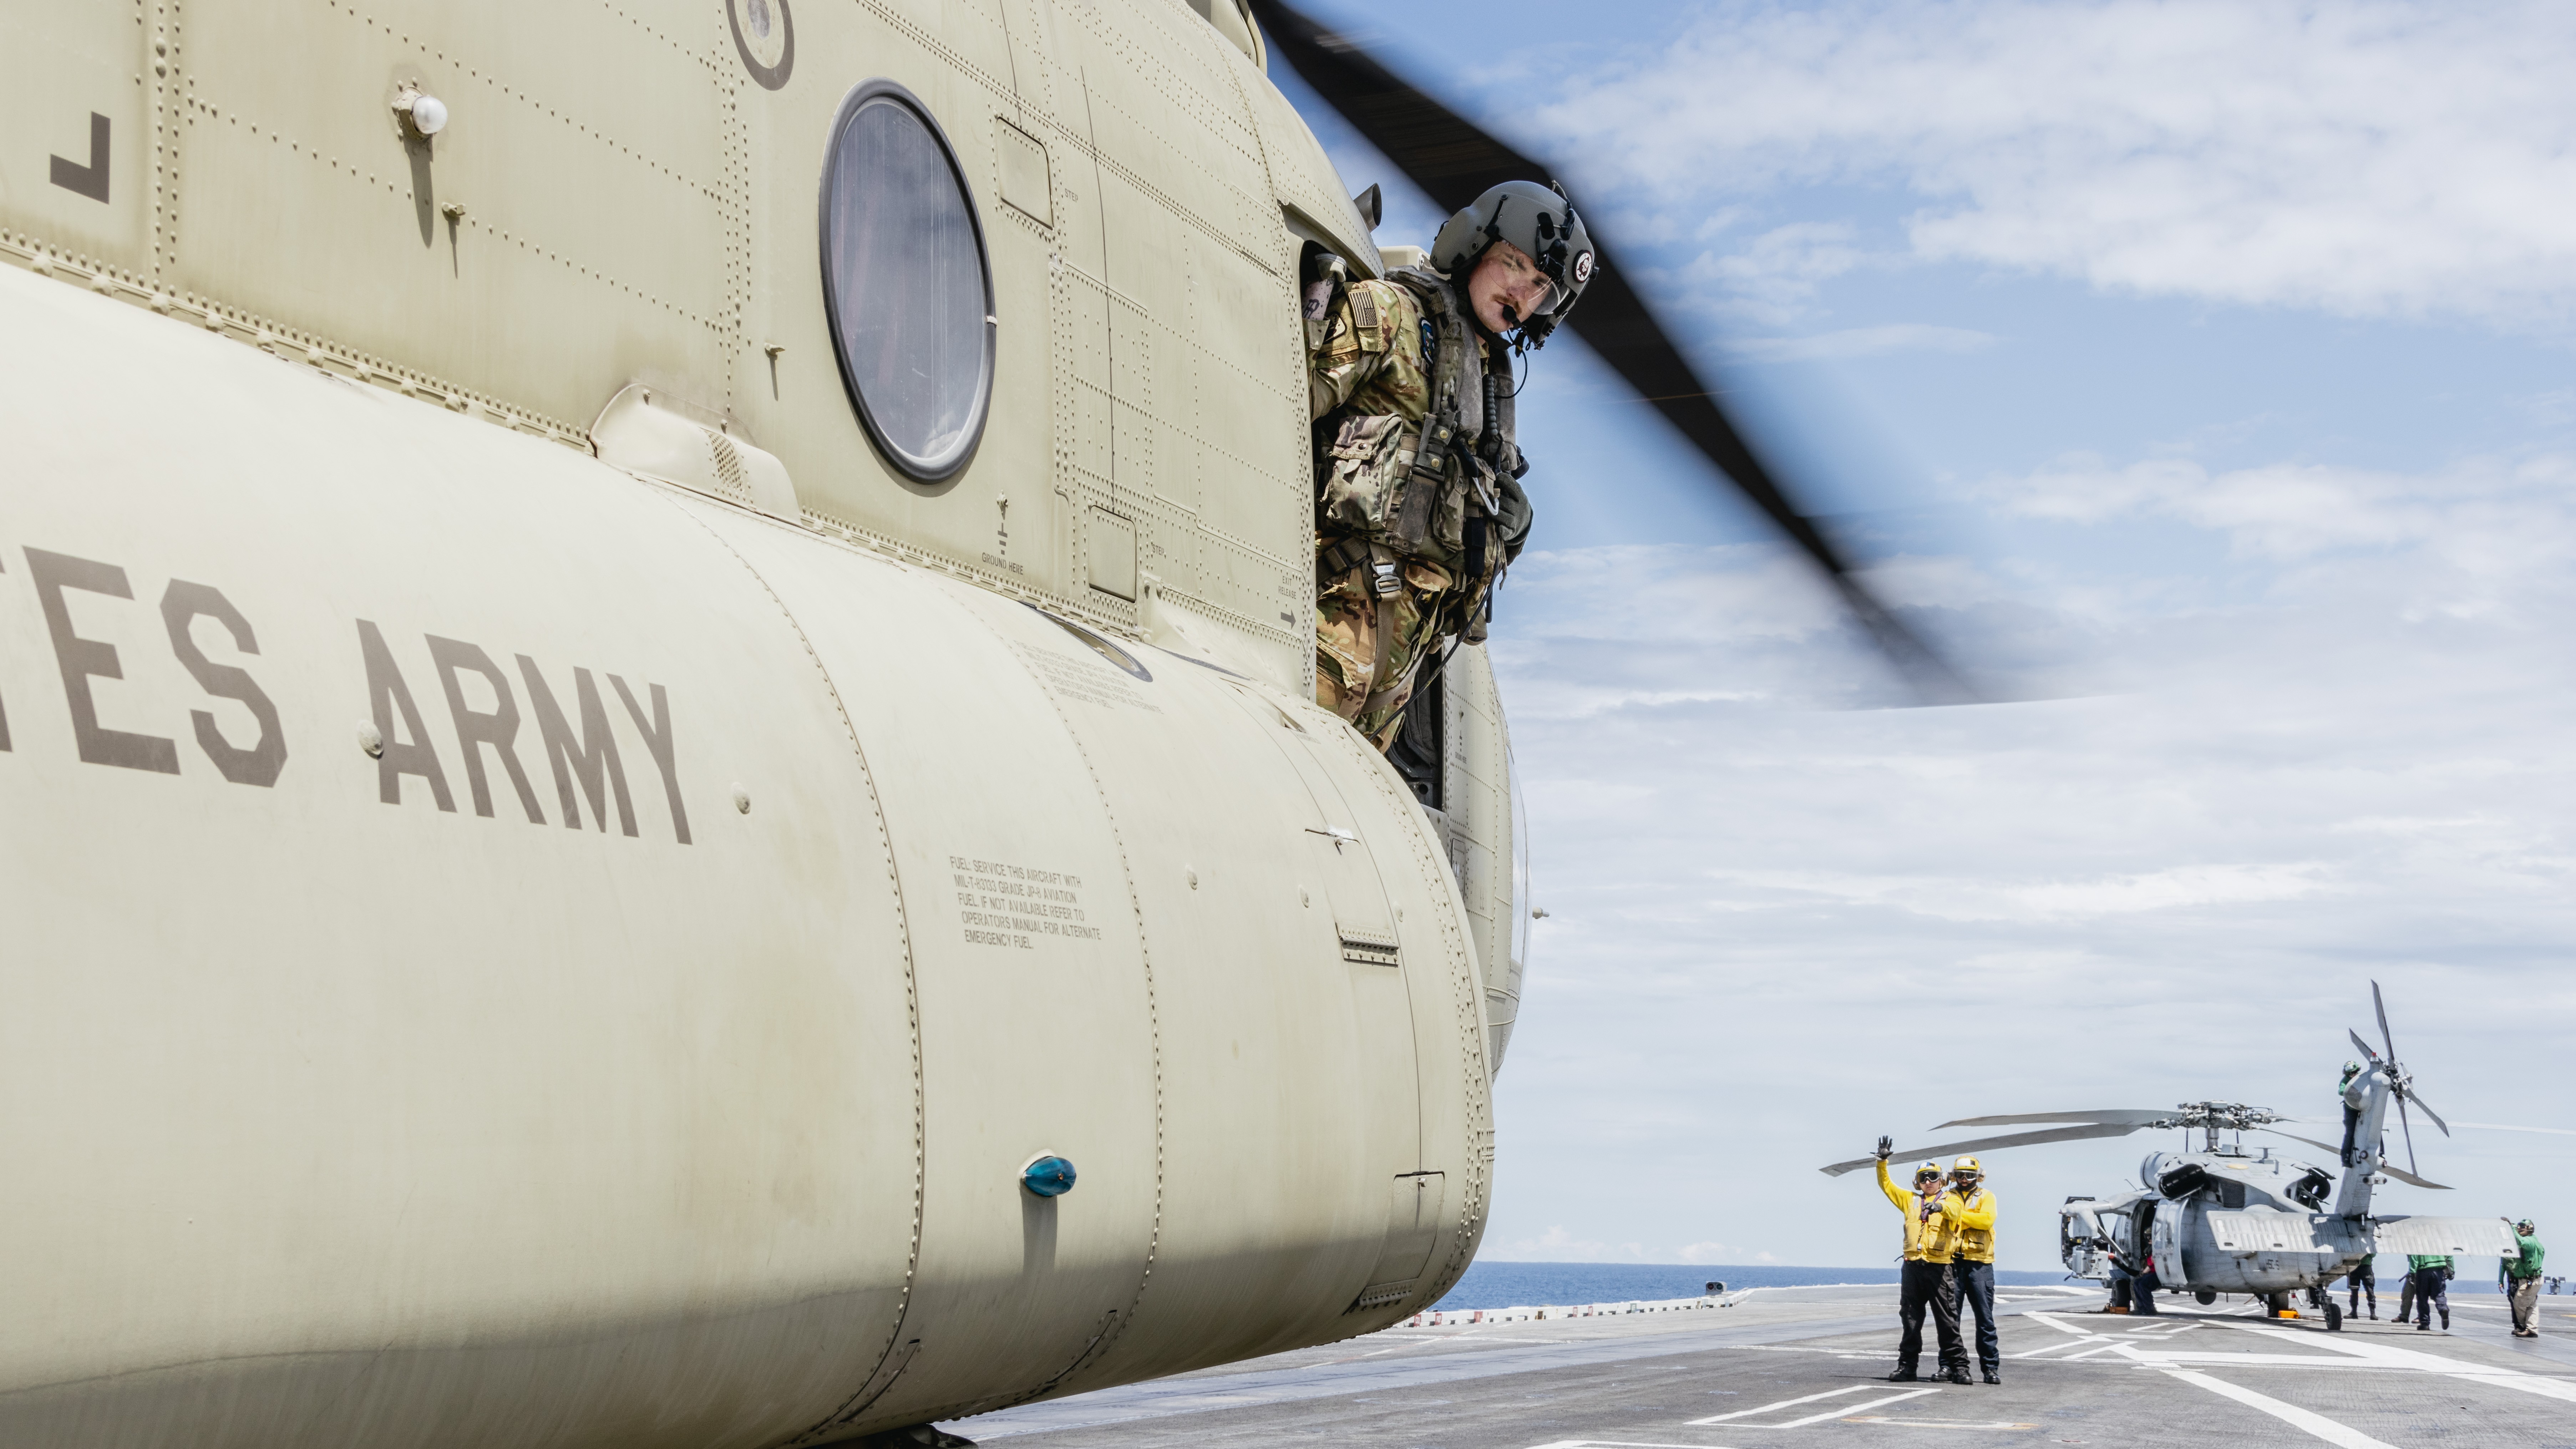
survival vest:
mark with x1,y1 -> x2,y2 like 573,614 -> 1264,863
1315,266 -> 1533,624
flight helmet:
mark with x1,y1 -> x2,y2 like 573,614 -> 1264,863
2341,1060 -> 2362,1083
2519,1219 -> 2537,1234
1953,1155 -> 1984,1178
1429,179 -> 1595,342
1913,1160 -> 1943,1183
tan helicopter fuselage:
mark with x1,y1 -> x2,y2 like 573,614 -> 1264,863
0,0 -> 1524,1443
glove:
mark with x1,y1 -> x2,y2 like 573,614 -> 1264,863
1875,1135 -> 1894,1162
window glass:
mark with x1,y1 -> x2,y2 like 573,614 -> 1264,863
821,83 -> 994,482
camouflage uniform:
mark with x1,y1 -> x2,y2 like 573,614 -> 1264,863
1307,273 -> 1506,746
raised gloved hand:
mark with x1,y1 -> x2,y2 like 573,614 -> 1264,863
1875,1135 -> 1894,1162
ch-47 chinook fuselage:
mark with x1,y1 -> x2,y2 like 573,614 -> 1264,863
0,1 -> 1523,1444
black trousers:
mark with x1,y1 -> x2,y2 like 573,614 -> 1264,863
2413,1267 -> 2450,1328
2348,1270 -> 2375,1313
1951,1260 -> 1999,1373
1897,1259 -> 1964,1371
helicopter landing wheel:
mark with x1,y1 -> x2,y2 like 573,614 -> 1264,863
2325,1298 -> 2343,1331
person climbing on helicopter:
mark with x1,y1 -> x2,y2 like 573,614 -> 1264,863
1305,180 -> 1587,748
2337,1060 -> 2367,1165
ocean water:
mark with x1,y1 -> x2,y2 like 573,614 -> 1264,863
1432,1260 -> 2078,1311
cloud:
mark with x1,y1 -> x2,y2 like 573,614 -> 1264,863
1539,1 -> 2576,325
1679,1242 -> 1781,1265
1726,324 -> 2001,363
1484,1226 -> 1650,1262
1479,440 -> 2576,1270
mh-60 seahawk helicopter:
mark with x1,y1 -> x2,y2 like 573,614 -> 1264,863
0,0 -> 1961,1446
1824,986 -> 2517,1330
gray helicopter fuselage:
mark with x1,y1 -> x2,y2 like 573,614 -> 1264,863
2055,1065 -> 2516,1303
2062,1145 -> 2351,1296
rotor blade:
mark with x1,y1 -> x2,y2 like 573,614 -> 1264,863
1933,1111 -> 2172,1129
2455,1121 -> 2576,1136
2349,1028 -> 2382,1064
2396,1099 -> 2420,1179
2261,1129 -> 2450,1187
2258,1129 -> 2351,1158
2374,979 -> 2397,1065
2377,1161 -> 2451,1191
2408,1091 -> 2451,1138
1817,1121 -> 2142,1176
1244,0 -> 1977,705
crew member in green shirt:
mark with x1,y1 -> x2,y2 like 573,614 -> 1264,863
2502,1220 -> 2546,1338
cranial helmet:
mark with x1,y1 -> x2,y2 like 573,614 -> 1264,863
1429,179 -> 1595,341
2520,1219 -> 2537,1234
1915,1160 -> 1944,1180
1953,1156 -> 1984,1175
2342,1060 -> 2362,1080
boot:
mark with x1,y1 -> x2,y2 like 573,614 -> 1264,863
1945,1367 -> 1972,1385
1886,1367 -> 1919,1382
2441,1310 -> 2450,1331
1982,1370 -> 2001,1385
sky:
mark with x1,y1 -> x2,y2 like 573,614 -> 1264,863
1271,0 -> 2576,1272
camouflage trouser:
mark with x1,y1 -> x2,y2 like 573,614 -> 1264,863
1314,557 -> 1452,748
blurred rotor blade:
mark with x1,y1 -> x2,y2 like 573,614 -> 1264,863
2395,1100 -> 2420,1179
2374,980 -> 2397,1065
1817,1121 -> 2143,1176
1934,1110 -> 2172,1129
2258,1129 -> 2350,1158
2377,1162 -> 2451,1191
2454,1121 -> 2576,1136
2408,1091 -> 2451,1138
2265,1126 -> 2449,1186
1244,0 -> 1978,706
2349,1029 -> 2382,1064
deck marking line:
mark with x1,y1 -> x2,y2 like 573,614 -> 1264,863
2232,1323 -> 2576,1399
1520,1441 -> 1735,1448
2019,1312 -> 2094,1339
1769,1389 -> 1943,1428
2161,1369 -> 2398,1449
1688,1384 -> 1877,1423
1845,1416 -> 2040,1430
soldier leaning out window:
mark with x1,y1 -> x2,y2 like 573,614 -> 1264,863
1305,181 -> 1592,750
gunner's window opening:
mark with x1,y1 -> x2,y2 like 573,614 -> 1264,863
1187,0 -> 1261,62
1386,668 -> 1443,812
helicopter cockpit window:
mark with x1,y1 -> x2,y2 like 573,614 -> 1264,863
821,80 -> 996,485
1187,0 -> 1261,62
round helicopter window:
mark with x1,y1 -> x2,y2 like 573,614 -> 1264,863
820,81 -> 995,484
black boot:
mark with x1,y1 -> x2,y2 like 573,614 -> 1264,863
1945,1367 -> 1972,1385
1982,1370 -> 2001,1385
1886,1367 -> 1919,1382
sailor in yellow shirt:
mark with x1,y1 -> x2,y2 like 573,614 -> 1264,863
1939,1156 -> 2002,1384
1872,1139 -> 1968,1384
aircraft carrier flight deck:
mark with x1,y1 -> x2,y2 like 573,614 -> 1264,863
942,1283 -> 2576,1448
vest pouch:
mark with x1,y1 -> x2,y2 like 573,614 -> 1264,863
1430,455 -> 1491,558
1320,414 -> 1417,538
1391,417 -> 1458,553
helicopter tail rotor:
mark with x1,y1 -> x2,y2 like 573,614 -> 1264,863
2351,979 -> 2449,1183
